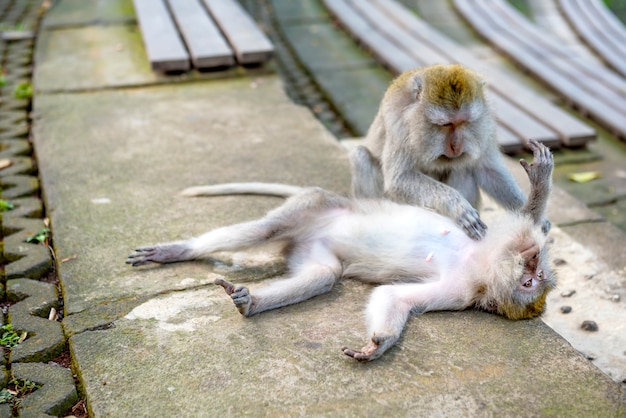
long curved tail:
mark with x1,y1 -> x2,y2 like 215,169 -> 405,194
180,182 -> 304,198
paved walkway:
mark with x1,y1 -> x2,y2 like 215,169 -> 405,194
23,0 -> 626,415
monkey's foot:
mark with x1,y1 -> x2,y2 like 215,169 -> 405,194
342,335 -> 392,362
215,279 -> 252,316
125,244 -> 191,266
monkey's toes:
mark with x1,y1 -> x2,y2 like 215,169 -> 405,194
125,247 -> 157,266
214,279 -> 235,294
341,346 -> 371,362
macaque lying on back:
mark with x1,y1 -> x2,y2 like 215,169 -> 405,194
126,140 -> 555,361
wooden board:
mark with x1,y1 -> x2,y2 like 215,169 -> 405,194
324,0 -> 416,72
132,0 -> 189,72
455,0 -> 626,139
167,0 -> 234,68
559,0 -> 626,77
201,0 -> 273,64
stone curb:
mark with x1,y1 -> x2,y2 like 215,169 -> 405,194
1,217 -> 51,280
12,362 -> 77,418
0,6 -> 80,415
0,139 -> 32,158
7,279 -> 64,364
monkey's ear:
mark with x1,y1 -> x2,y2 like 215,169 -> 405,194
410,75 -> 424,100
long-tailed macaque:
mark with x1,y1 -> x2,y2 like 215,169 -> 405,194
351,64 -> 530,240
127,140 -> 555,361
182,65 -> 543,240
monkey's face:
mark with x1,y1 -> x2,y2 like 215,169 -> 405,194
497,245 -> 555,320
418,101 -> 488,168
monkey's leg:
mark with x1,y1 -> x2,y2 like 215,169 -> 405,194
126,219 -> 279,266
127,189 -> 351,266
349,146 -> 384,198
216,244 -> 342,316
343,280 -> 470,361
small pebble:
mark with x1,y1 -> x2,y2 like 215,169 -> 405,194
580,320 -> 598,332
611,294 -> 621,302
583,352 -> 596,361
561,289 -> 576,298
560,306 -> 572,314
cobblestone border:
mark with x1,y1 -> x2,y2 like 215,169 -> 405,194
1,1 -> 79,416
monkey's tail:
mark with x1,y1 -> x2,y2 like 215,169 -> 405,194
180,182 -> 304,198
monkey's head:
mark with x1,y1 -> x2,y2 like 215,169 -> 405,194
401,64 -> 494,168
476,224 -> 556,320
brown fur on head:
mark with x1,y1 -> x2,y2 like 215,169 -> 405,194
419,64 -> 485,110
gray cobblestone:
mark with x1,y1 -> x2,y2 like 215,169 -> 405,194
7,279 -> 63,363
2,217 -> 52,280
0,139 -> 32,158
12,362 -> 77,418
0,157 -> 36,176
0,174 -> 39,198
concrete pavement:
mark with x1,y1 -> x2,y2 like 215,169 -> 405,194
25,0 -> 626,415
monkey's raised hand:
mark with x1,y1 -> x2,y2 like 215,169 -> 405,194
520,139 -> 553,187
519,139 -> 553,228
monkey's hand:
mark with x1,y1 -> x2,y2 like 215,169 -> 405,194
520,139 -> 553,228
455,204 -> 487,241
126,243 -> 192,266
215,279 -> 253,316
520,139 -> 553,187
341,334 -> 395,362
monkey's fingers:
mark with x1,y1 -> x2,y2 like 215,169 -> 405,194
458,211 -> 487,241
214,279 -> 236,295
125,247 -> 159,267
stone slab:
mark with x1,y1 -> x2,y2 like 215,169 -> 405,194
34,24 -> 159,91
70,285 -> 623,416
31,76 -> 350,315
42,0 -> 135,28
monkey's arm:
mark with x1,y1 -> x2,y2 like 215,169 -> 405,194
381,145 -> 487,240
519,140 -> 553,225
476,158 -> 526,211
343,280 -> 473,361
349,146 -> 385,198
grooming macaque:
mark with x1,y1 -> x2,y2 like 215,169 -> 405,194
127,140 -> 555,361
351,64 -> 532,240
183,65 -> 545,240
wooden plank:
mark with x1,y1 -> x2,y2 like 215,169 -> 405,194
496,125 -> 524,154
201,0 -> 273,64
489,0 -> 626,102
167,0 -> 234,68
322,0 -> 416,72
372,0 -> 595,147
489,94 -> 561,149
559,0 -> 626,77
132,0 -> 189,72
455,0 -> 626,138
